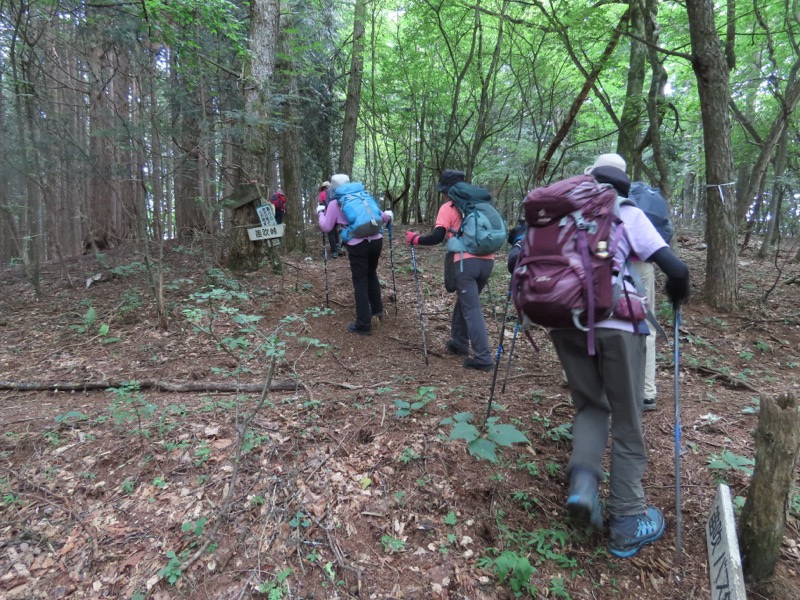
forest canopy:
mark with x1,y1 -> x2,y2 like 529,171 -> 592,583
1,0 -> 799,307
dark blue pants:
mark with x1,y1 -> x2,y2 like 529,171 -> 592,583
347,238 -> 384,331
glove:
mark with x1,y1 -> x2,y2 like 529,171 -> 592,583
665,276 -> 691,306
384,210 -> 394,221
405,231 -> 420,245
316,204 -> 325,214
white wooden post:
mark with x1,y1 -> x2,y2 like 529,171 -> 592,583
706,483 -> 747,600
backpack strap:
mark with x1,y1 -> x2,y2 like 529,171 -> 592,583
624,262 -> 668,340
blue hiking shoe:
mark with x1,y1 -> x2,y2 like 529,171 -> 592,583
565,469 -> 603,529
608,506 -> 666,558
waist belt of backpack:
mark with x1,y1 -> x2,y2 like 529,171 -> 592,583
620,263 -> 668,341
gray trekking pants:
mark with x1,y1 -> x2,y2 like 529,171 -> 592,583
451,258 -> 494,364
549,327 -> 647,516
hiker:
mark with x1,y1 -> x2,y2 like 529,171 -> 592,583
316,173 -> 393,335
270,189 -> 286,224
318,181 -> 341,257
405,169 -> 497,372
627,179 -> 675,412
509,154 -> 690,558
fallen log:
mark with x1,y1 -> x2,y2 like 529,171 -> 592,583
0,379 -> 301,393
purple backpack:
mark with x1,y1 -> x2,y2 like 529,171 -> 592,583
511,174 -> 630,354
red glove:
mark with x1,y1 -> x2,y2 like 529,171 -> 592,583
405,231 -> 420,245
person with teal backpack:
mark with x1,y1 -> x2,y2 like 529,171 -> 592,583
317,174 -> 394,335
406,169 -> 501,371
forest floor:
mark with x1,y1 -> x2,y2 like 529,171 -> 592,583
0,229 -> 799,600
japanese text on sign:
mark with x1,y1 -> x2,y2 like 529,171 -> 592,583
705,484 -> 747,600
247,224 -> 285,241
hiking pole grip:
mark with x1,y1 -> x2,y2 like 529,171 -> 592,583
411,245 -> 429,365
387,221 -> 398,315
673,303 -> 683,559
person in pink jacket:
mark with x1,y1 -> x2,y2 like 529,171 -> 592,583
316,174 -> 394,335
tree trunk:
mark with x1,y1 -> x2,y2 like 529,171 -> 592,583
757,128 -> 788,257
738,392 -> 800,581
9,25 -> 43,297
617,0 -> 645,172
229,0 -> 280,272
686,0 -> 738,310
339,0 -> 367,175
278,11 -> 305,255
642,0 -> 671,193
85,28 -> 118,252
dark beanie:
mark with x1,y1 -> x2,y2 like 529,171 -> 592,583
591,166 -> 631,198
436,169 -> 466,193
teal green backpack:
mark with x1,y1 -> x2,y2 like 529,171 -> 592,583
445,182 -> 507,256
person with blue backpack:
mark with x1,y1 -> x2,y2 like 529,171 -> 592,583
405,169 -> 506,372
317,173 -> 393,336
627,179 -> 674,412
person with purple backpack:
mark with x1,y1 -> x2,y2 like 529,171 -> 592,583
509,153 -> 690,558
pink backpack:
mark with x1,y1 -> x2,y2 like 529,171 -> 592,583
511,174 -> 637,354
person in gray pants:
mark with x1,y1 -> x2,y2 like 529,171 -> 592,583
509,154 -> 690,558
405,169 -> 495,371
556,156 -> 690,558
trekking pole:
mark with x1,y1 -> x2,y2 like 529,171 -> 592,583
673,303 -> 683,559
386,221 -> 398,315
501,320 -> 520,393
410,245 -> 429,365
322,231 -> 329,308
486,286 -> 511,421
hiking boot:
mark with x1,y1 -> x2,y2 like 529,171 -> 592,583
330,251 -> 339,259
463,358 -> 493,372
346,323 -> 371,336
566,468 -> 604,529
643,397 -> 657,411
371,313 -> 384,329
446,340 -> 469,356
608,507 -> 666,558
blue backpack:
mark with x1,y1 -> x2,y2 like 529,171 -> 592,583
629,182 -> 673,244
334,182 -> 383,241
445,182 -> 507,256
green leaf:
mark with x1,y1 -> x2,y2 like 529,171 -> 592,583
444,511 -> 457,526
487,423 -> 529,447
449,422 -> 480,442
467,438 -> 498,462
54,410 -> 89,423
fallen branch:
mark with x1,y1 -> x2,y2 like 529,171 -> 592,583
0,379 -> 300,393
688,365 -> 762,393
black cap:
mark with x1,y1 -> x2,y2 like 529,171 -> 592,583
436,169 -> 466,193
591,166 -> 631,198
